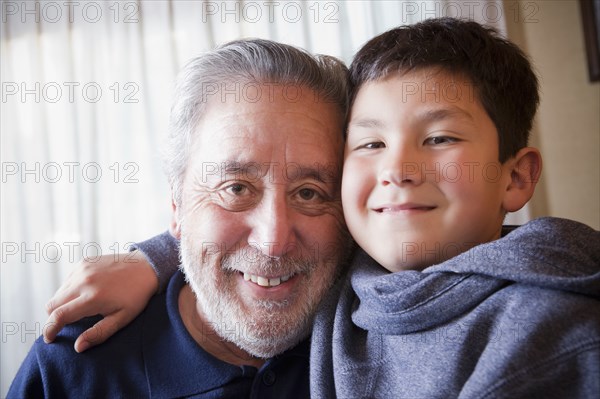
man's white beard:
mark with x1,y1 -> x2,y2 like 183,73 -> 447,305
179,234 -> 330,358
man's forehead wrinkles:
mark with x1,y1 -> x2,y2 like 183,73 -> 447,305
222,161 -> 271,178
215,106 -> 337,132
207,127 -> 339,156
207,119 -> 331,139
218,108 -> 327,119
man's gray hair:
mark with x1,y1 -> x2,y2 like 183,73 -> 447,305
163,38 -> 349,206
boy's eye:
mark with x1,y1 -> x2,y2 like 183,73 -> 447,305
425,136 -> 458,145
356,141 -> 386,150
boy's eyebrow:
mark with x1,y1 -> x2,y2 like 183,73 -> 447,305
348,107 -> 474,131
419,107 -> 474,123
348,118 -> 385,129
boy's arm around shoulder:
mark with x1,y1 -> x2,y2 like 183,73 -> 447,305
130,230 -> 181,292
43,231 -> 180,352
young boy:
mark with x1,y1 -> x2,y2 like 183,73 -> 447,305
42,18 -> 600,397
308,18 -> 600,398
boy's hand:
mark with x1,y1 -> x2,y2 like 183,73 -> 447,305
43,250 -> 158,353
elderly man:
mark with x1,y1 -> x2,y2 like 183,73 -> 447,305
8,39 -> 351,398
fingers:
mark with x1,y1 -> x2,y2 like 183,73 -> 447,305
45,283 -> 78,316
42,251 -> 156,351
43,296 -> 101,344
44,258 -> 104,316
74,315 -> 122,353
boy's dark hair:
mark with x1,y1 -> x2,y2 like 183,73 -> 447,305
349,17 -> 539,162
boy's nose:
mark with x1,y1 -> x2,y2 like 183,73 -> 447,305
378,147 -> 424,186
247,192 -> 296,258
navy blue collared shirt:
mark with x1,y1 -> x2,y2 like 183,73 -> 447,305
9,271 -> 310,398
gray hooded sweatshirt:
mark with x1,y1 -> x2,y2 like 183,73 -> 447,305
135,217 -> 599,398
310,217 -> 600,398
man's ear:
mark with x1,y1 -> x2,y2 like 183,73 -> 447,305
502,147 -> 542,212
169,191 -> 182,239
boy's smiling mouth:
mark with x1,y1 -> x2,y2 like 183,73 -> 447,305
373,203 -> 437,213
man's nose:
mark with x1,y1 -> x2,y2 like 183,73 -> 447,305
378,145 -> 424,186
248,191 -> 296,258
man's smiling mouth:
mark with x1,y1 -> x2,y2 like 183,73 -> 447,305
242,272 -> 294,287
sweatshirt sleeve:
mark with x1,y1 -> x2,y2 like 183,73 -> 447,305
130,231 -> 180,293
467,341 -> 600,399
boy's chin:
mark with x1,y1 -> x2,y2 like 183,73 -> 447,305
375,255 -> 433,274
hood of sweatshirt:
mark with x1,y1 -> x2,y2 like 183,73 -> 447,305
351,217 -> 600,335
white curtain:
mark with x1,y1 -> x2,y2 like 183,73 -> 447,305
1,0 -> 507,394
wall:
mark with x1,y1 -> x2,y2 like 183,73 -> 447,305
505,0 -> 600,229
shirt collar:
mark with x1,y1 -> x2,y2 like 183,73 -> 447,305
142,271 -> 309,398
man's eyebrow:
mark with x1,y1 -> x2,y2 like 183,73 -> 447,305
291,167 -> 332,183
222,161 -> 254,175
220,161 -> 335,183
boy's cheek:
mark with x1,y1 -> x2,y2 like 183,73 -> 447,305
342,161 -> 370,206
341,159 -> 357,193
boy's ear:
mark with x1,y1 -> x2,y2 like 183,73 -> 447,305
502,147 -> 542,212
169,191 -> 182,239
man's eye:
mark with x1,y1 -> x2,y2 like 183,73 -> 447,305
294,187 -> 326,203
217,182 -> 258,211
298,188 -> 317,201
225,183 -> 248,196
